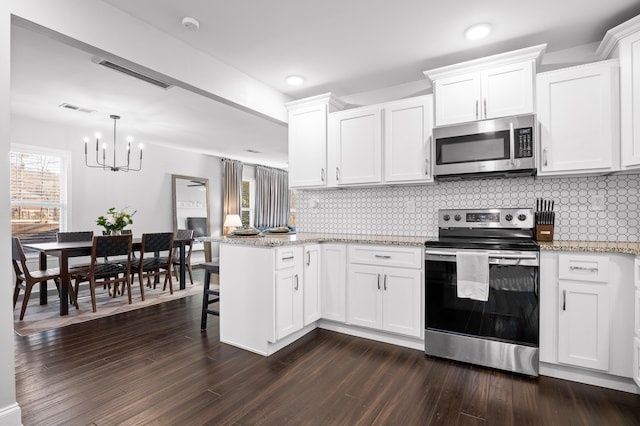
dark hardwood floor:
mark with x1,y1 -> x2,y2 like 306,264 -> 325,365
14,287 -> 640,425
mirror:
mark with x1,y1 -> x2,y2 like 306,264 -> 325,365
172,174 -> 211,262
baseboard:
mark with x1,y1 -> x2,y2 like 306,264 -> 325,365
540,362 -> 640,394
0,402 -> 22,425
318,320 -> 424,351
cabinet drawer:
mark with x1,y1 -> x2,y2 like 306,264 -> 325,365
348,245 -> 422,269
275,247 -> 299,270
558,254 -> 609,282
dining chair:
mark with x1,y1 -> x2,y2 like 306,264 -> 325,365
12,237 -> 77,320
57,231 -> 94,242
72,235 -> 133,312
172,229 -> 195,285
131,232 -> 175,301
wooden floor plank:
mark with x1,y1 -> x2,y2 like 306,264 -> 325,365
14,290 -> 640,425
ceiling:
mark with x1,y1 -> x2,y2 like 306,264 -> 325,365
11,0 -> 640,167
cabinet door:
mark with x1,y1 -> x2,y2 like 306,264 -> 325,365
434,72 -> 481,126
331,106 -> 382,185
481,61 -> 534,120
537,61 -> 619,175
539,252 -> 558,364
558,280 -> 610,371
288,103 -> 328,188
347,264 -> 383,329
303,245 -> 321,326
275,267 -> 303,340
321,244 -> 347,322
620,32 -> 640,169
634,337 -> 640,388
384,96 -> 434,183
381,268 -> 421,337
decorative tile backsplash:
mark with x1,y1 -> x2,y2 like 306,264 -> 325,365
295,174 -> 640,242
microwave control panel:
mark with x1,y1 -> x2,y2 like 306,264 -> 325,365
515,127 -> 533,158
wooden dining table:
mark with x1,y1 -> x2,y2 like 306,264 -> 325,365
23,236 -> 192,316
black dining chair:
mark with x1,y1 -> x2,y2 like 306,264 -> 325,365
12,237 -> 77,320
172,229 -> 195,285
131,232 -> 175,301
71,235 -> 133,312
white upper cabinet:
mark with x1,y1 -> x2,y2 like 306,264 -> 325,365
425,44 -> 544,127
536,60 -> 620,176
286,94 -> 345,189
384,96 -> 434,183
330,105 -> 383,185
597,14 -> 640,170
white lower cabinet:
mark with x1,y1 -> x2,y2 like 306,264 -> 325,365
634,256 -> 640,388
321,244 -> 347,322
274,246 -> 304,341
303,244 -> 321,326
558,280 -> 610,371
347,245 -> 422,338
540,251 -> 634,379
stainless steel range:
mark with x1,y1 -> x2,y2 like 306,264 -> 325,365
424,208 -> 539,376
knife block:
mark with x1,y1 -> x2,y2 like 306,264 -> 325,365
535,224 -> 554,242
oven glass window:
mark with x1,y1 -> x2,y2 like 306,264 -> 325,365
437,130 -> 510,165
426,260 -> 539,346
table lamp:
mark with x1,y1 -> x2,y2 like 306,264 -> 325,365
223,214 -> 243,234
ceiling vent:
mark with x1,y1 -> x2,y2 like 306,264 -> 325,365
93,58 -> 173,90
59,103 -> 96,113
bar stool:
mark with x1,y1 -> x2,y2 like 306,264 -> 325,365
200,261 -> 220,330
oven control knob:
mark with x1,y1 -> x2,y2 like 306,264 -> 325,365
518,213 -> 527,221
505,214 -> 513,221
454,214 -> 462,222
443,214 -> 450,221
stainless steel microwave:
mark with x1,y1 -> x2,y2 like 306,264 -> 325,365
433,114 -> 536,180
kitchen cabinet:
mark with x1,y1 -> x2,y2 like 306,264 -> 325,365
321,244 -> 347,322
432,61 -> 534,126
303,244 -> 321,326
536,60 -> 620,176
541,252 -> 634,377
274,246 -> 304,340
347,245 -> 422,338
328,95 -> 434,186
424,45 -> 544,127
286,93 -> 345,189
330,105 -> 383,185
384,96 -> 434,183
597,14 -> 640,170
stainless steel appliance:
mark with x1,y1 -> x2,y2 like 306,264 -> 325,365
424,208 -> 539,376
433,114 -> 536,180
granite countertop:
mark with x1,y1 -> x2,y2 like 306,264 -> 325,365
208,233 -> 640,255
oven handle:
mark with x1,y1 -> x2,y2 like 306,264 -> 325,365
425,250 -> 539,265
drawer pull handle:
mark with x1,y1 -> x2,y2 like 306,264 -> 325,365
281,256 -> 294,261
375,255 -> 391,259
562,290 -> 566,311
569,266 -> 598,272
294,274 -> 299,290
306,251 -> 311,266
383,274 -> 388,291
377,274 -> 381,290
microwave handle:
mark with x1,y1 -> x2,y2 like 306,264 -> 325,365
509,122 -> 515,166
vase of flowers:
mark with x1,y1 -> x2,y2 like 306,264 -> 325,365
96,207 -> 135,235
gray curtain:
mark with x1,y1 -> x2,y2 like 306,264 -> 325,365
223,159 -> 243,233
255,166 -> 289,228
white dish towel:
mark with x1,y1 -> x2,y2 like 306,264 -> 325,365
456,251 -> 490,301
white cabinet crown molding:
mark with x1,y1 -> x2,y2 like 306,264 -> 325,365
285,92 -> 346,111
596,13 -> 640,59
423,44 -> 546,82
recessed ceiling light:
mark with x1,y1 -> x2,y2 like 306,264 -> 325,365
465,23 -> 491,40
286,75 -> 305,86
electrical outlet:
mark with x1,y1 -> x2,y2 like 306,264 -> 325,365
405,199 -> 416,214
590,193 -> 606,211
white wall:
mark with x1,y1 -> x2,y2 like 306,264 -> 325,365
11,114 -> 224,255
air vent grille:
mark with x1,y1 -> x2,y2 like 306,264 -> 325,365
95,59 -> 173,89
59,103 -> 96,113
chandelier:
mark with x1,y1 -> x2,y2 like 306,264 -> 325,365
84,114 -> 143,172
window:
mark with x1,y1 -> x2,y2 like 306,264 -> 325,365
241,179 -> 255,228
10,145 -> 69,246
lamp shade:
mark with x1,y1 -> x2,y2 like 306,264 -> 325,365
224,214 -> 243,227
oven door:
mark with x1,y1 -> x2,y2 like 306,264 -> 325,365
425,248 -> 540,375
